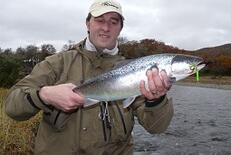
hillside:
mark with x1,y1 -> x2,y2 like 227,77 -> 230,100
193,43 -> 231,56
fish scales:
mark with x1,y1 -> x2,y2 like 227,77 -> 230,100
76,54 -> 174,101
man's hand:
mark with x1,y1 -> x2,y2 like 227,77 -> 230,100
39,83 -> 85,112
140,68 -> 171,100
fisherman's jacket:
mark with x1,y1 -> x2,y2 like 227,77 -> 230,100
5,40 -> 174,155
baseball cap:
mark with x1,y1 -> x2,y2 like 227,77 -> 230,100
89,0 -> 124,19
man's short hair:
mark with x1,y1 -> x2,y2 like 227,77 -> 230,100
86,13 -> 124,29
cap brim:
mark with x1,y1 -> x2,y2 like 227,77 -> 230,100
91,8 -> 124,19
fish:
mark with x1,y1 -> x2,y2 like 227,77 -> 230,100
73,53 -> 206,108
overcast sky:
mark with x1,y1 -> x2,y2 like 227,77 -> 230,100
1,0 -> 231,51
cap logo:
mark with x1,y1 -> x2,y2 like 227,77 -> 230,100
102,2 -> 119,9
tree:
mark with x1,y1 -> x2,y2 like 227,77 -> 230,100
118,36 -> 128,45
0,56 -> 21,88
40,44 -> 56,61
16,47 -> 26,55
41,44 -> 56,55
24,45 -> 39,67
62,40 -> 77,51
2,48 -> 13,56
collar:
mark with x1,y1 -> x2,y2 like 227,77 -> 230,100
84,36 -> 118,56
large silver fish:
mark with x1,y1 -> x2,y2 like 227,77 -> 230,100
73,53 -> 206,108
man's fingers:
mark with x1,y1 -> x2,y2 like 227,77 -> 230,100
151,68 -> 164,92
160,70 -> 171,90
147,70 -> 156,93
140,80 -> 156,100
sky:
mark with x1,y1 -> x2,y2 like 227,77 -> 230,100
1,0 -> 231,51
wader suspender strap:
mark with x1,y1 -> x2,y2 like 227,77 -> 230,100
99,102 -> 107,141
99,102 -> 128,142
115,102 -> 127,134
99,102 -> 112,142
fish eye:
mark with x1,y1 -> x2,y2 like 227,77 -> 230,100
190,65 -> 195,71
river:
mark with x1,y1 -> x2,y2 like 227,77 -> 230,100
133,85 -> 231,155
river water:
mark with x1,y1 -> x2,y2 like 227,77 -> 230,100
133,85 -> 231,155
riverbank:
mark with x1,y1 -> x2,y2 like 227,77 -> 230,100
175,75 -> 231,90
175,82 -> 231,90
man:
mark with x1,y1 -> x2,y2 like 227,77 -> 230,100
5,0 -> 174,154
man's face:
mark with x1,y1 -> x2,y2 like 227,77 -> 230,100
86,12 -> 122,50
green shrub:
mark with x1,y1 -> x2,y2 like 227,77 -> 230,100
0,56 -> 21,88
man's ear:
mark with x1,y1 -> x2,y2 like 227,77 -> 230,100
86,21 -> 90,31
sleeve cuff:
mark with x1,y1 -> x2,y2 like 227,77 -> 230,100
145,95 -> 166,107
28,89 -> 54,112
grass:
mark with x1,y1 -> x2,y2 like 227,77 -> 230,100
0,88 -> 41,155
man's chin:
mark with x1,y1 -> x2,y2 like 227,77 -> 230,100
97,43 -> 113,50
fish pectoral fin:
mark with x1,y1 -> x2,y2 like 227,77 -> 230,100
84,98 -> 100,107
122,96 -> 137,108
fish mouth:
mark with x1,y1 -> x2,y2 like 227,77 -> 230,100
189,62 -> 206,74
196,62 -> 206,71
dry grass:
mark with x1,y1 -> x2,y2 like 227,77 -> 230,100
0,88 -> 41,155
